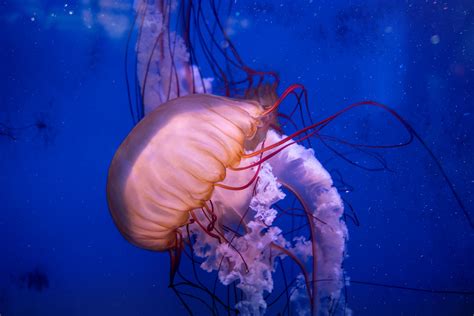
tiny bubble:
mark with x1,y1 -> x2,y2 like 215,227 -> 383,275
431,34 -> 440,44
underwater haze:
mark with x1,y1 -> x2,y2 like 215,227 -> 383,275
1,0 -> 474,315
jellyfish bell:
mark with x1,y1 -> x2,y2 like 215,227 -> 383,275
106,92 -> 277,252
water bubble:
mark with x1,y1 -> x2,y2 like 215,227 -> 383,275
430,34 -> 440,44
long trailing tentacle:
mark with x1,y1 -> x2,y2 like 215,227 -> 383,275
238,86 -> 473,228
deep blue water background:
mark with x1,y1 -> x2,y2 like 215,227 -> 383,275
1,0 -> 473,315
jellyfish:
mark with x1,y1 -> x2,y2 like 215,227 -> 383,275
107,1 -> 473,315
107,81 -> 355,314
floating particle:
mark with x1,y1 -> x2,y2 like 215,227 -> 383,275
431,34 -> 440,44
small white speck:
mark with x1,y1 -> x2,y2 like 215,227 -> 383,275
69,10 -> 74,15
31,16 -> 35,22
431,34 -> 440,45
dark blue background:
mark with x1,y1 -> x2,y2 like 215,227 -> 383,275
1,0 -> 473,315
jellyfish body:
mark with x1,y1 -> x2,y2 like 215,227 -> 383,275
112,1 -> 348,314
107,87 -> 349,315
107,94 -> 269,251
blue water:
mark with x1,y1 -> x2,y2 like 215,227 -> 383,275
1,1 -> 473,315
